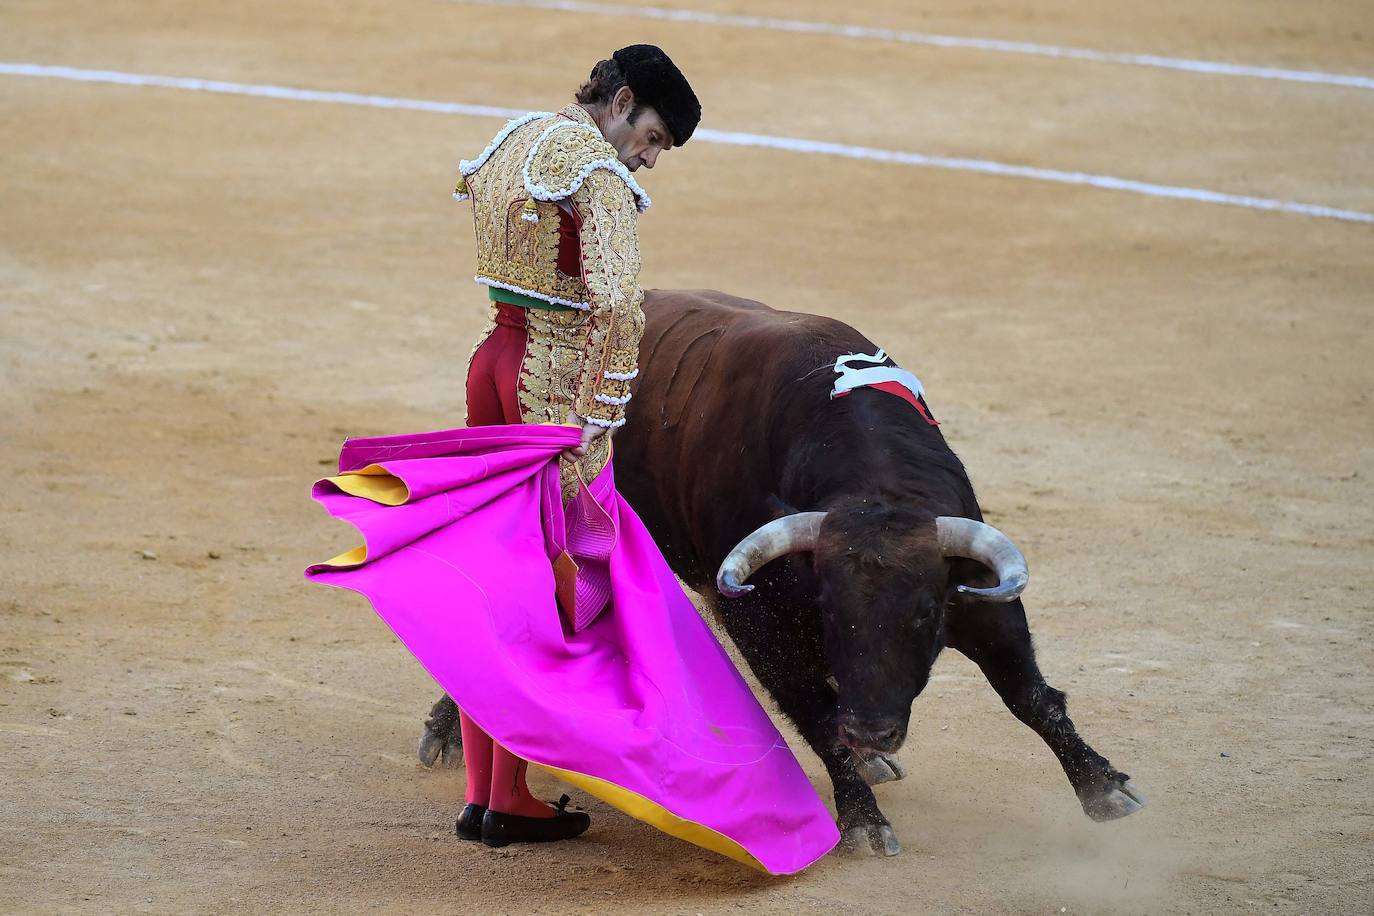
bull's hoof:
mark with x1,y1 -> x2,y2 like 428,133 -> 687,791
417,729 -> 463,768
855,754 -> 906,786
838,823 -> 901,857
1082,778 -> 1147,822
417,730 -> 443,767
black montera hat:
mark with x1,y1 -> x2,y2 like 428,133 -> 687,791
611,44 -> 701,146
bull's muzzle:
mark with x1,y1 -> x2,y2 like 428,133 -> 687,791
837,714 -> 906,756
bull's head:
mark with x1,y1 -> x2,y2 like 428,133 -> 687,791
715,506 -> 1027,757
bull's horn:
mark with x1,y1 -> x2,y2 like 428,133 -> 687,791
716,512 -> 827,598
936,516 -> 1029,602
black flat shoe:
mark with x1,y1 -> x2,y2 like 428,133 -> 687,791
456,803 -> 487,841
481,795 -> 591,848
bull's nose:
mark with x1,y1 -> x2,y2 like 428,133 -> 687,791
869,724 -> 902,748
838,717 -> 905,753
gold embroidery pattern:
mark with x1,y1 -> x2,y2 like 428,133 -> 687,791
571,169 -> 645,426
527,123 -> 602,197
516,307 -> 611,498
466,111 -> 592,306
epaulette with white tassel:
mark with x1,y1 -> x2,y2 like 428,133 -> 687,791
521,199 -> 540,223
453,174 -> 469,202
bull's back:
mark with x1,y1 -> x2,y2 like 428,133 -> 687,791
635,289 -> 863,424
616,290 -> 873,584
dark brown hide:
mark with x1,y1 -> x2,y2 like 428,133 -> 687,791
618,289 -> 971,587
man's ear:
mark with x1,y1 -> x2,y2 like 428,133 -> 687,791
612,85 -> 636,119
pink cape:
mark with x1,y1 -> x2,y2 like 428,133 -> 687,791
304,424 -> 839,874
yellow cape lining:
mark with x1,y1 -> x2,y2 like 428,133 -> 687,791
316,467 -> 409,566
534,763 -> 767,872
325,465 -> 410,506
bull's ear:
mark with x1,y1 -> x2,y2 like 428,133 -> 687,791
765,493 -> 803,520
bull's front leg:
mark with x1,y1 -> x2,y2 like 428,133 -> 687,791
417,693 -> 463,767
806,691 -> 904,857
715,592 -> 902,857
946,598 -> 1146,821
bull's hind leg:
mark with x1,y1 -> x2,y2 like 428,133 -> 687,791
946,598 -> 1146,822
714,592 -> 901,857
417,693 -> 463,767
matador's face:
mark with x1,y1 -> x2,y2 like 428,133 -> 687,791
600,87 -> 674,172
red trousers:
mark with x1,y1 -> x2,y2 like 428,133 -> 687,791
460,302 -> 553,813
466,303 -> 528,426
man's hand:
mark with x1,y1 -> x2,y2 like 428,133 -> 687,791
565,410 -> 612,458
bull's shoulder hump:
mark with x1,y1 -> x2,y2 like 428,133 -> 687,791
641,288 -> 878,356
650,289 -> 868,340
736,308 -> 872,348
644,288 -> 776,315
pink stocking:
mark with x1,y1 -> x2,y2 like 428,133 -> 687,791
489,743 -> 555,818
458,711 -> 493,807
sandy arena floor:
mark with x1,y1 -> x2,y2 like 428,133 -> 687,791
2,1 -> 1372,912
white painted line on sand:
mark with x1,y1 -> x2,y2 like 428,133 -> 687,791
4,63 -> 1371,225
455,0 -> 1374,91
0,63 -> 527,119
694,128 -> 1374,224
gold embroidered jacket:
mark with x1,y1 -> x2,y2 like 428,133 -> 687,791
454,104 -> 649,428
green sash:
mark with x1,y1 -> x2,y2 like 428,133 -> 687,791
487,285 -> 576,312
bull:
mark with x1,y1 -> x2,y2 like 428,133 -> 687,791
420,289 -> 1145,855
